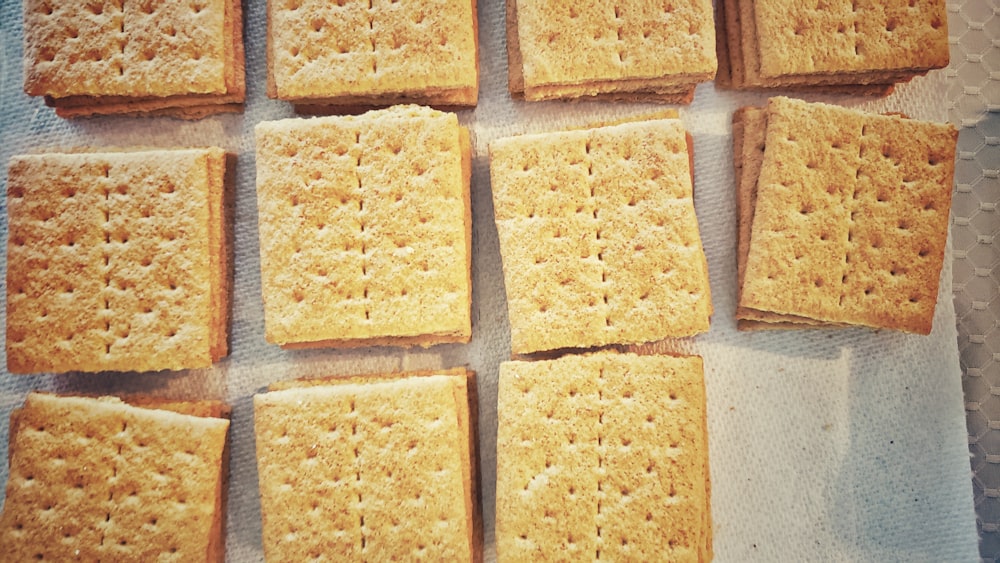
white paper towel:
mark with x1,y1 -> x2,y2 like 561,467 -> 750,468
0,0 -> 978,560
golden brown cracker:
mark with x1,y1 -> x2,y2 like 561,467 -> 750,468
267,0 -> 478,105
6,148 -> 230,373
254,105 -> 472,348
740,97 -> 957,334
496,351 -> 711,561
0,392 -> 229,562
514,0 -> 716,92
753,0 -> 949,79
267,368 -> 482,562
254,375 -> 477,561
490,118 -> 712,354
23,0 -> 245,117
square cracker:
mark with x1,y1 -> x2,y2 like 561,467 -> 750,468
512,0 -> 716,98
23,0 -> 232,98
267,0 -> 478,105
715,0 -> 896,97
752,0 -> 949,79
489,118 -> 712,355
505,0 -> 699,104
733,107 -> 841,330
255,105 -> 472,348
740,97 -> 957,334
266,367 -> 482,562
496,351 -> 712,561
0,392 -> 230,562
254,374 -> 477,561
6,148 -> 230,374
41,0 -> 247,119
507,0 -> 698,104
729,0 -> 945,89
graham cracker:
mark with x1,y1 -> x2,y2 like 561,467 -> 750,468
739,0 -> 922,87
23,0 -> 245,118
510,0 -> 716,102
496,351 -> 712,561
267,0 -> 478,106
723,0 -> 945,91
489,118 -> 712,354
255,105 -> 472,348
47,0 -> 246,120
0,392 -> 229,562
753,0 -> 949,79
267,367 -> 481,562
740,97 -> 957,334
6,148 -> 230,374
733,106 -> 846,330
254,374 -> 477,561
507,0 -> 697,104
715,0 -> 895,96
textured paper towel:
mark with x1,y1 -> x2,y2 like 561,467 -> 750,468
0,0 -> 977,560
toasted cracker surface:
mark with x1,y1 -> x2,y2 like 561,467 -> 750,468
740,97 -> 957,334
753,0 -> 949,78
23,0 -> 230,98
0,392 -> 229,562
268,0 -> 478,103
267,368 -> 482,561
724,0 -> 945,90
490,118 -> 711,354
43,0 -> 246,118
254,375 -> 475,560
733,107 -> 842,329
6,149 -> 229,373
255,105 -> 472,348
514,0 -> 716,91
496,351 -> 712,561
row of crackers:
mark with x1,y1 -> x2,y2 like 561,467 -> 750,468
0,353 -> 707,561
23,0 -> 950,118
6,99 -> 958,374
1,96 -> 957,560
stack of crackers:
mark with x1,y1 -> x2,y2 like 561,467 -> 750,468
496,351 -> 712,561
506,0 -> 717,103
6,148 -> 231,373
489,115 -> 712,354
0,392 -> 231,562
22,0 -> 245,119
716,0 -> 949,96
735,97 -> 958,333
254,369 -> 481,561
266,0 -> 479,111
255,105 -> 472,349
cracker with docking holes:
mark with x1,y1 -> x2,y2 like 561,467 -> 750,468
751,0 -> 948,82
489,118 -> 711,354
738,97 -> 957,334
266,367 -> 481,562
254,373 -> 479,561
496,351 -> 712,561
715,0 -> 895,96
733,106 -> 838,330
6,148 -> 230,373
267,0 -> 478,109
254,105 -> 472,348
507,0 -> 715,103
0,392 -> 230,562
23,0 -> 245,118
715,0 -> 946,94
